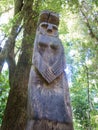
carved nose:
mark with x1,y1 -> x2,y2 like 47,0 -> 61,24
47,24 -> 53,33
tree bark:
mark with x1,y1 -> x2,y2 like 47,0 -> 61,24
1,0 -> 38,130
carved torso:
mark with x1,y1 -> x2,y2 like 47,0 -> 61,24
33,33 -> 65,83
28,65 -> 71,123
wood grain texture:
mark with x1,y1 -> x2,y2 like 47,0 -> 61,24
26,10 -> 74,130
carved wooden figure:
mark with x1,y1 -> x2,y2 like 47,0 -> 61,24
26,10 -> 74,130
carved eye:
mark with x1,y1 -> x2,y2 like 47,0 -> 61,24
53,25 -> 58,31
41,23 -> 48,29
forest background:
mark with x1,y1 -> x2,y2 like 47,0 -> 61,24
0,0 -> 98,130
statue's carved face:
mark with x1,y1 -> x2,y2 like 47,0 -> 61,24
38,22 -> 58,37
37,10 -> 59,37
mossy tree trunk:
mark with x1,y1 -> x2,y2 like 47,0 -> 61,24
1,0 -> 38,130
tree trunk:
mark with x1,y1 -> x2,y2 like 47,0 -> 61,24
1,0 -> 38,130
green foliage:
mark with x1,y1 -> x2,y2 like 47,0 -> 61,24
60,1 -> 98,128
0,0 -> 13,15
0,12 -> 21,36
39,0 -> 67,13
0,70 -> 10,126
71,65 -> 90,129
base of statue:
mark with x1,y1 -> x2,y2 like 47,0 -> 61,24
26,119 -> 74,130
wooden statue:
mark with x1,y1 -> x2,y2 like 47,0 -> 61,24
26,10 -> 74,130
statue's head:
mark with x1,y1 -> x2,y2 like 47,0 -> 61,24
37,10 -> 59,37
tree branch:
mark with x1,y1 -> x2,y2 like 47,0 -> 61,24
80,4 -> 98,41
0,0 -> 23,86
0,7 -> 13,16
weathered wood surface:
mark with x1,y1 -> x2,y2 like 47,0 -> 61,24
26,119 -> 73,130
26,10 -> 74,130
